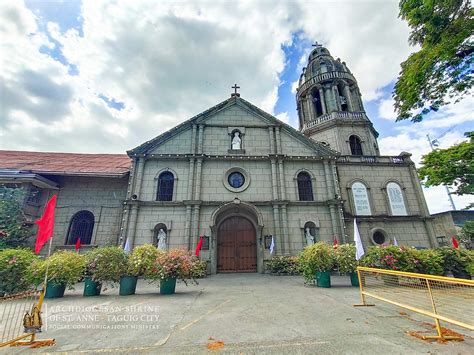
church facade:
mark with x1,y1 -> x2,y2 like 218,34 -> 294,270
0,46 -> 437,273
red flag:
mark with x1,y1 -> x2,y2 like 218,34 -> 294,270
452,236 -> 459,249
333,235 -> 339,249
75,237 -> 81,251
34,195 -> 57,254
195,236 -> 204,256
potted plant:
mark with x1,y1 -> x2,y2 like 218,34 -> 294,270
266,256 -> 300,275
1,248 -> 39,296
84,246 -> 127,296
437,247 -> 472,279
334,244 -> 359,286
29,250 -> 85,298
409,248 -> 443,275
298,242 -> 335,288
190,258 -> 208,279
119,244 -> 162,296
150,249 -> 195,294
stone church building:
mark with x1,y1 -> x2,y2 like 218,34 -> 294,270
0,46 -> 437,273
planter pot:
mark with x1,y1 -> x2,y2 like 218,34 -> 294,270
452,271 -> 472,280
119,276 -> 138,296
45,282 -> 66,298
83,277 -> 102,296
315,271 -> 331,288
349,272 -> 359,287
160,278 -> 177,294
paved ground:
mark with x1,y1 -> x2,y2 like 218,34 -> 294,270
2,274 -> 473,354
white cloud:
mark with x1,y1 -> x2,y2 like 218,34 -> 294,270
378,98 -> 397,120
275,111 -> 290,124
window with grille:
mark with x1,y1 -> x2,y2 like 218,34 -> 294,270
157,172 -> 174,201
349,135 -> 363,155
297,172 -> 314,201
66,210 -> 94,245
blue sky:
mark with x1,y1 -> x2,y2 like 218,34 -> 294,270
1,0 -> 472,212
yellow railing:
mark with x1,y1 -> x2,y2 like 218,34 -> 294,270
355,266 -> 474,340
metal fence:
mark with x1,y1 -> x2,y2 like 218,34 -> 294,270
355,266 -> 474,340
0,289 -> 54,348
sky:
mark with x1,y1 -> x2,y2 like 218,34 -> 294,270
0,0 -> 472,213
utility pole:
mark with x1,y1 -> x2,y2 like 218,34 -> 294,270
426,133 -> 456,211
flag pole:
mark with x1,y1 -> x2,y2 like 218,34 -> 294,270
43,237 -> 53,288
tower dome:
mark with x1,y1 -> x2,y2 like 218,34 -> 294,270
296,44 -> 379,156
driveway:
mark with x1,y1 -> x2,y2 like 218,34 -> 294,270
3,274 -> 473,354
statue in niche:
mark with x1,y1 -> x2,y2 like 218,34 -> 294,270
305,227 -> 315,246
157,228 -> 167,250
231,131 -> 242,150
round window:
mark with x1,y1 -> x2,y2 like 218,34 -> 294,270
228,172 -> 245,188
373,231 -> 386,245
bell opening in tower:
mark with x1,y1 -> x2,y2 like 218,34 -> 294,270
311,89 -> 323,117
336,84 -> 349,112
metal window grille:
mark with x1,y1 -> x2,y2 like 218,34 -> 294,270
157,172 -> 174,201
66,210 -> 94,245
297,172 -> 314,201
349,135 -> 363,155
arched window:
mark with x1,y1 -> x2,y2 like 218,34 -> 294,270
66,210 -> 94,245
351,182 -> 371,215
349,135 -> 363,155
386,182 -> 407,216
157,172 -> 174,201
297,172 -> 314,201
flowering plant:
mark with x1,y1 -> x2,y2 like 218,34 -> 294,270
190,258 -> 208,278
85,246 -> 127,285
334,244 -> 358,273
359,245 -> 415,271
28,250 -> 85,290
0,248 -> 39,295
127,244 -> 163,277
150,249 -> 196,283
266,256 -> 300,275
298,242 -> 335,284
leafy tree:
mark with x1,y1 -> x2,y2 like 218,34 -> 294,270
418,132 -> 473,197
459,220 -> 474,250
0,186 -> 31,249
393,0 -> 473,122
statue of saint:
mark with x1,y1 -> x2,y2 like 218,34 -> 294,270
157,229 -> 167,250
305,227 -> 315,246
231,132 -> 241,150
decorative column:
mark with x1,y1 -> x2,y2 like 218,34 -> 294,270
128,205 -> 139,246
185,205 -> 192,249
197,124 -> 204,154
192,205 -> 200,248
275,126 -> 282,154
318,87 -> 327,114
268,126 -> 275,154
333,85 -> 341,111
272,205 -> 283,254
270,160 -> 278,200
307,94 -> 316,121
191,124 -> 197,154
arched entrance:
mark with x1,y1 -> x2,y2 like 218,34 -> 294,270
217,216 -> 257,273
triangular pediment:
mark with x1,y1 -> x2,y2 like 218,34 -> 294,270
128,96 -> 338,157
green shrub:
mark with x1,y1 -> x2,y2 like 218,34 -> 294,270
28,250 -> 85,289
127,244 -> 163,277
0,248 -> 39,295
298,242 -> 335,284
334,244 -> 357,273
266,256 -> 300,275
409,248 -> 443,275
436,247 -> 471,274
85,246 -> 127,285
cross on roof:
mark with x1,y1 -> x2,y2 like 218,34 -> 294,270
312,41 -> 322,48
232,84 -> 240,94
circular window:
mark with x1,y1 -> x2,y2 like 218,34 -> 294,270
373,231 -> 386,245
228,172 -> 245,188
223,167 -> 250,192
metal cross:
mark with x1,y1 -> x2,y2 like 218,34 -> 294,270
232,84 -> 240,95
312,41 -> 322,48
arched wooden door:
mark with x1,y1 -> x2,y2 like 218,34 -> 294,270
217,216 -> 257,273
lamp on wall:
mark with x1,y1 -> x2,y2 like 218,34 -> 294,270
264,235 -> 273,249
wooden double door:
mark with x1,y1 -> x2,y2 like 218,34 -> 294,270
217,216 -> 257,273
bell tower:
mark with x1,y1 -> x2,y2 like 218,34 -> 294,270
296,45 -> 380,156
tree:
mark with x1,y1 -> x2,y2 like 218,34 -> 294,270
458,220 -> 474,249
418,132 -> 473,197
0,186 -> 31,249
393,0 -> 473,122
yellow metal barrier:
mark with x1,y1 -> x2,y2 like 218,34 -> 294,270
0,289 -> 55,348
355,266 -> 474,340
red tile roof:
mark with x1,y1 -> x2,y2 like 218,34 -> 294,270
0,150 -> 131,177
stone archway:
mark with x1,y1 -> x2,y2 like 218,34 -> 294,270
210,199 -> 264,273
